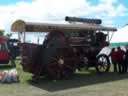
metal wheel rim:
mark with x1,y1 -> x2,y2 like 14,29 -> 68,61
97,56 -> 108,72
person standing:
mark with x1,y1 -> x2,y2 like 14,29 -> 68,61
110,48 -> 118,72
123,46 -> 128,73
116,47 -> 125,73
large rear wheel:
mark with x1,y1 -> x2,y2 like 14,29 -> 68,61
47,49 -> 77,80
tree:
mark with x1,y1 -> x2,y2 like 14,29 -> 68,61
0,30 -> 4,36
6,33 -> 12,39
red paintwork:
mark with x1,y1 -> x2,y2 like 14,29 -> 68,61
0,37 -> 9,63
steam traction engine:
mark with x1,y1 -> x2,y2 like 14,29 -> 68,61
11,17 -> 117,80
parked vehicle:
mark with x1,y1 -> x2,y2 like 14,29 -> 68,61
0,36 -> 20,66
11,17 -> 117,79
7,39 -> 20,59
0,36 -> 9,64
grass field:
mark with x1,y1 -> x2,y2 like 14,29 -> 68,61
1,60 -> 128,96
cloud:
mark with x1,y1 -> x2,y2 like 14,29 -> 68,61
99,0 -> 117,4
0,0 -> 128,32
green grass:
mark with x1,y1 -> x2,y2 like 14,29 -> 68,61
15,60 -> 32,83
1,60 -> 128,96
0,60 -> 32,84
0,60 -> 124,84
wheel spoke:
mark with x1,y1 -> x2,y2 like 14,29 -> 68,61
47,49 -> 77,79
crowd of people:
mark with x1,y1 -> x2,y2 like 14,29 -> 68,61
110,46 -> 128,73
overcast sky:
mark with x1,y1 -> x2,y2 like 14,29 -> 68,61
0,0 -> 128,43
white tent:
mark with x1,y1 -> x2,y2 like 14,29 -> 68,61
110,24 -> 128,43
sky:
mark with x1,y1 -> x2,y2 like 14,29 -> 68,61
0,0 -> 128,43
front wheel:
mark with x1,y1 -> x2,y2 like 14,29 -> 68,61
96,54 -> 110,73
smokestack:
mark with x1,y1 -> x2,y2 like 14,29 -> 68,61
65,16 -> 102,24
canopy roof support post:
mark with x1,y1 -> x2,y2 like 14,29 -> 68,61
18,32 -> 22,43
107,31 -> 109,42
23,32 -> 26,43
18,32 -> 26,43
109,31 -> 115,42
37,36 -> 39,44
